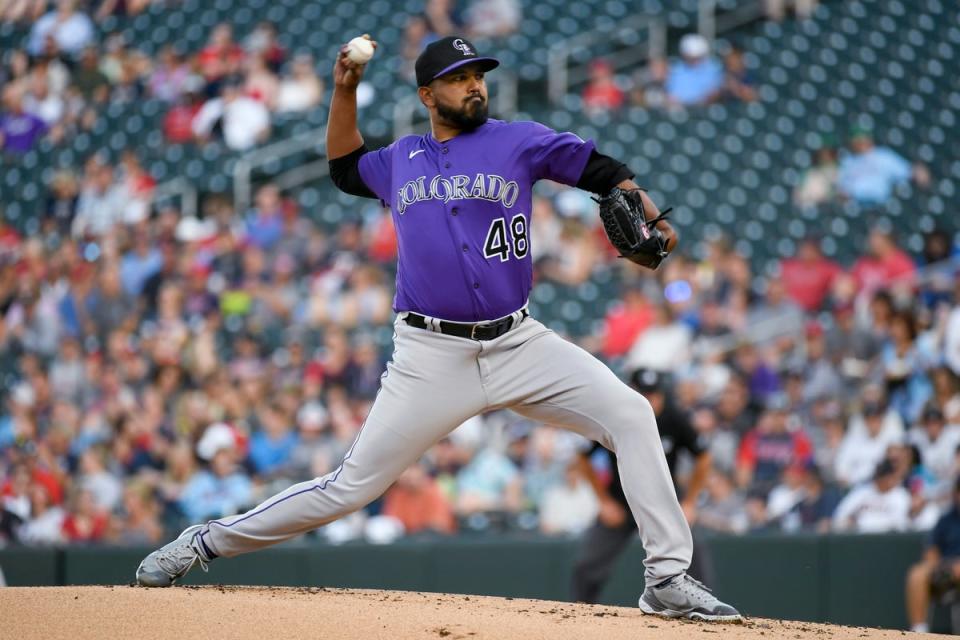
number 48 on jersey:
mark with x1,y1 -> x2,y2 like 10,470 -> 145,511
484,213 -> 528,262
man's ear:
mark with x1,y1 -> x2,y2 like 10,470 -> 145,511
418,86 -> 434,109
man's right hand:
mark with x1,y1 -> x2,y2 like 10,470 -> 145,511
598,496 -> 627,527
333,35 -> 377,91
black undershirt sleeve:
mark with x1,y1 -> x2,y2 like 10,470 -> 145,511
328,144 -> 378,199
575,149 -> 635,195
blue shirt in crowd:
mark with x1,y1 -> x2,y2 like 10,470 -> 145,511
666,58 -> 724,105
838,147 -> 911,205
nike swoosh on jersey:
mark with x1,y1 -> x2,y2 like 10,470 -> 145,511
408,149 -> 425,160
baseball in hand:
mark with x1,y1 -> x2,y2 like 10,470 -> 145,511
346,36 -> 375,64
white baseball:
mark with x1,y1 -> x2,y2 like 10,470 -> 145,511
346,36 -> 375,64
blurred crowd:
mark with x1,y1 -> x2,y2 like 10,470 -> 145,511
0,149 -> 958,547
1,0 -> 324,153
1,0 -> 958,550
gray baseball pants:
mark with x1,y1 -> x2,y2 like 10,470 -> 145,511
197,313 -> 692,584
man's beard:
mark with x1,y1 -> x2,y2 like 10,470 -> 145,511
436,95 -> 488,130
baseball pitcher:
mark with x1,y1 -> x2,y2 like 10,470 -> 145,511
135,35 -> 741,622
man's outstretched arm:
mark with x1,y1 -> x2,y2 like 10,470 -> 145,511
576,149 -> 678,253
326,36 -> 376,160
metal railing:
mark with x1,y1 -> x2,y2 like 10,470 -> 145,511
232,126 -> 327,213
698,0 -> 766,45
393,71 -> 519,139
151,176 -> 198,219
547,15 -> 666,104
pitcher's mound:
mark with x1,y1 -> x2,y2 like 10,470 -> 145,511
2,585 -> 926,639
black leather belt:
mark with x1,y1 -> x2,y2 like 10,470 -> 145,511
403,309 -> 529,341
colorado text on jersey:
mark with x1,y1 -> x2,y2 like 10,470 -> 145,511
396,173 -> 520,214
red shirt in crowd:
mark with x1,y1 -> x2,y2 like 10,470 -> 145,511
382,481 -> 456,535
198,44 -> 245,80
163,103 -> 202,143
737,428 -> 813,486
61,511 -> 110,542
780,256 -> 842,312
583,82 -> 625,112
851,249 -> 916,293
602,299 -> 655,358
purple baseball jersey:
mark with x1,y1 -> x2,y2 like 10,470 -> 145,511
358,118 -> 595,322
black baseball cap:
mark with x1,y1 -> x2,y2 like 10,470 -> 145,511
415,36 -> 500,87
630,369 -> 664,393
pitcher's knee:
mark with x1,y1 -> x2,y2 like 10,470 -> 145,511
603,391 -> 658,441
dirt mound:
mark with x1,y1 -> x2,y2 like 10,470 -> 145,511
2,586 -> 927,639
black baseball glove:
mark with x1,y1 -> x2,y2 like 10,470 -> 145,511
594,187 -> 673,270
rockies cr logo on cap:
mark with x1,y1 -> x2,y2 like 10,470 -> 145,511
452,38 -> 474,56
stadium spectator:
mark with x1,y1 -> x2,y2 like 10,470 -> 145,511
600,285 -> 655,359
763,0 -> 818,21
779,238 -> 842,312
930,367 -> 960,424
905,477 -> 960,633
582,59 -> 625,115
244,53 -> 280,110
424,0 -> 464,38
382,462 -> 456,535
624,304 -> 692,374
834,398 -> 904,488
109,480 -> 164,545
722,44 -> 757,102
17,483 -> 65,546
77,445 -> 123,512
629,57 -> 668,110
666,34 -> 724,107
696,470 -> 749,534
162,80 -> 204,143
197,23 -> 246,95
61,486 -> 110,543
247,403 -> 299,479
746,279 -> 805,348
837,127 -> 930,206
736,393 -> 813,495
71,158 -> 124,237
1,0 -> 48,24
44,170 -> 80,237
191,77 -> 271,151
27,0 -> 95,59
539,216 -> 598,287
851,228 -> 917,296
785,463 -> 840,532
148,46 -> 191,103
179,426 -> 252,522
793,145 -> 839,208
95,0 -> 151,20
400,15 -> 437,84
833,458 -> 910,533
23,65 -> 65,128
243,21 -> 286,73
0,84 -> 48,153
944,285 -> 960,377
797,323 -> 844,405
539,462 -> 598,536
465,0 -> 520,39
276,54 -> 323,114
243,184 -> 286,251
73,46 -> 111,105
455,444 -> 524,518
881,310 -> 933,424
909,406 -> 960,494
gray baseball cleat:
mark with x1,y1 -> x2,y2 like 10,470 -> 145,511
639,573 -> 742,622
136,524 -> 212,587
